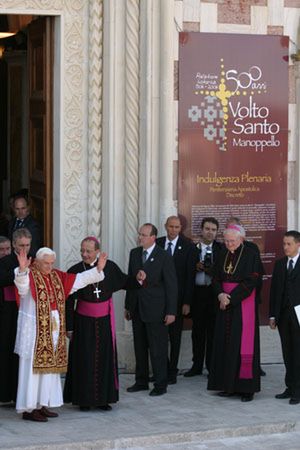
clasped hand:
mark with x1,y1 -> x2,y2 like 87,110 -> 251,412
136,270 -> 146,283
218,292 -> 231,310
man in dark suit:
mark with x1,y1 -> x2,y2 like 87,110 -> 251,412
7,195 -> 42,256
156,216 -> 197,384
125,223 -> 178,396
0,236 -> 11,258
185,217 -> 221,377
269,230 -> 300,405
0,228 -> 32,403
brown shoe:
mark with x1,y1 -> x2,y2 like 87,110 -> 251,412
39,406 -> 59,418
23,410 -> 48,422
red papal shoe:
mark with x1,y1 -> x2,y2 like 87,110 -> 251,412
22,410 -> 48,422
39,406 -> 59,418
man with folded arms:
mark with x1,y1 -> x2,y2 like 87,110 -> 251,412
269,230 -> 300,405
14,246 -> 107,422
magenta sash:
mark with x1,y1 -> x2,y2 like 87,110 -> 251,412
3,286 -> 16,301
222,282 -> 255,379
76,298 -> 119,389
77,299 -> 110,317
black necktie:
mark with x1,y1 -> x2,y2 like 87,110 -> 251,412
288,259 -> 294,274
167,242 -> 172,255
142,250 -> 148,264
15,219 -> 24,230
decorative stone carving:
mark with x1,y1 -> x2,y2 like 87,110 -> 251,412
87,0 -> 103,238
2,0 -> 102,269
124,0 -> 140,260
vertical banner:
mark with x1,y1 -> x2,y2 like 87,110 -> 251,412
178,33 -> 289,322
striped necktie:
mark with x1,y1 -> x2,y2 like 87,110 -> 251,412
142,250 -> 148,264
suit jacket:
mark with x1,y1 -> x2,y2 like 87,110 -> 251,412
125,244 -> 178,322
269,256 -> 300,322
8,214 -> 42,256
0,252 -> 19,288
156,235 -> 197,309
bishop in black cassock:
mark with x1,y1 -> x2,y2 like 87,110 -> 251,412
64,238 -> 142,411
207,226 -> 263,401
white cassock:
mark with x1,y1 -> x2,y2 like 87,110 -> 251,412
14,266 -> 105,413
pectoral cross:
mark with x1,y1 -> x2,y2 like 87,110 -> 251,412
225,261 -> 234,275
93,287 -> 101,298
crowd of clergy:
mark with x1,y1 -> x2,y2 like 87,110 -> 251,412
0,192 -> 300,422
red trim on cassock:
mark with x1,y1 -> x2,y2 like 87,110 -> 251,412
15,286 -> 20,307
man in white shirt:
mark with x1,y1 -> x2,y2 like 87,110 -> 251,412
185,217 -> 221,377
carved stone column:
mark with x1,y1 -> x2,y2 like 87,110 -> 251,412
139,0 -> 176,233
158,0 -> 176,230
87,0 -> 103,237
124,0 -> 140,263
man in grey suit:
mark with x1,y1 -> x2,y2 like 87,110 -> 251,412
125,223 -> 178,396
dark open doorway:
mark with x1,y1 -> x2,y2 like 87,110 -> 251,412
0,15 -> 54,247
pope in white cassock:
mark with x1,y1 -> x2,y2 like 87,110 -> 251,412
14,246 -> 107,422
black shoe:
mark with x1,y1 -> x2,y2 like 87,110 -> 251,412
184,367 -> 202,377
275,389 -> 291,399
241,393 -> 254,402
149,387 -> 167,396
217,391 -> 235,397
79,406 -> 91,411
289,397 -> 300,405
126,383 -> 149,393
98,404 -> 112,411
168,377 -> 177,385
260,367 -> 266,376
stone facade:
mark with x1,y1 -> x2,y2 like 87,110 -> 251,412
2,0 -> 299,369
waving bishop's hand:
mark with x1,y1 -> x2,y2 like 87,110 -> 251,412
97,252 -> 108,273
